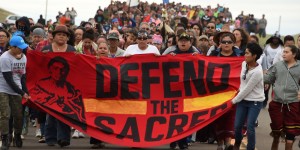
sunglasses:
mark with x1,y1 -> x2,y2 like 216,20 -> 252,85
137,37 -> 148,40
221,40 -> 233,44
206,26 -> 215,29
142,28 -> 150,31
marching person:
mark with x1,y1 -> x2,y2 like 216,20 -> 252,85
229,42 -> 264,150
41,25 -> 76,148
0,35 -> 30,149
264,45 -> 300,150
166,32 -> 198,150
209,31 -> 243,150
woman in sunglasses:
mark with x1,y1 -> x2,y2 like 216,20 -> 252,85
209,31 -> 243,150
229,42 -> 264,150
210,32 -> 243,57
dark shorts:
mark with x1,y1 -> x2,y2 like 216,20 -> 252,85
268,101 -> 300,136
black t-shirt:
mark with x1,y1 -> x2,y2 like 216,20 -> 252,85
41,44 -> 76,52
219,52 -> 237,57
172,46 -> 195,54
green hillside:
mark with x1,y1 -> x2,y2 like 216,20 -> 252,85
0,7 -> 14,22
258,34 -> 299,47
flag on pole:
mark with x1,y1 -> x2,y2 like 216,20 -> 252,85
142,15 -> 151,22
163,0 -> 169,4
127,0 -> 139,7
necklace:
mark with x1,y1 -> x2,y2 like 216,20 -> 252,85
53,43 -> 67,52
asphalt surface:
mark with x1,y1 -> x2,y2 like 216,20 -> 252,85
2,107 -> 300,150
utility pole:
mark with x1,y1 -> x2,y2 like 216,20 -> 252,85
278,16 -> 281,34
45,0 -> 48,24
128,0 -> 131,13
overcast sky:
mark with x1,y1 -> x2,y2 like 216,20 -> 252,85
1,0 -> 299,35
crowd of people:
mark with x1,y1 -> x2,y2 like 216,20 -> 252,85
0,1 -> 299,150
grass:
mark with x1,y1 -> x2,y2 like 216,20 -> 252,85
0,7 -> 14,22
258,34 -> 299,47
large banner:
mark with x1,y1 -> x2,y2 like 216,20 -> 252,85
26,51 -> 243,147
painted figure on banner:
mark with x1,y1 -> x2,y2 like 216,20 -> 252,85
32,56 -> 86,130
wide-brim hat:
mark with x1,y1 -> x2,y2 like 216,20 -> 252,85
81,21 -> 93,28
213,31 -> 236,46
265,34 -> 284,45
52,25 -> 70,36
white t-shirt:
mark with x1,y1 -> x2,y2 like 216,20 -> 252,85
262,44 -> 283,69
0,51 -> 27,95
272,48 -> 284,65
123,44 -> 160,56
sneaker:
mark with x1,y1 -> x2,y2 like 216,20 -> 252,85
47,143 -> 55,146
72,130 -> 79,138
58,140 -> 70,148
78,131 -> 85,138
255,120 -> 259,127
20,135 -> 25,140
36,129 -> 41,137
91,143 -> 105,149
1,134 -> 9,150
14,134 -> 23,147
38,136 -> 46,143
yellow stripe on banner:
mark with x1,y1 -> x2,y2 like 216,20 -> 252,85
184,90 -> 237,112
285,126 -> 300,129
84,99 -> 147,115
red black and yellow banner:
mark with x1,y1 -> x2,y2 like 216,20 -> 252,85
26,51 -> 243,147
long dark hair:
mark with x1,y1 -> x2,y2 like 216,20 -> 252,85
67,28 -> 75,46
233,28 -> 249,50
286,45 -> 299,60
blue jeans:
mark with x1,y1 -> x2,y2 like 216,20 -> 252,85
45,114 -> 71,144
234,100 -> 262,150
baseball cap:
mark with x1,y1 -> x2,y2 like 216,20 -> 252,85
112,18 -> 119,23
9,36 -> 28,50
178,32 -> 191,40
199,35 -> 208,40
107,32 -> 119,40
138,30 -> 148,38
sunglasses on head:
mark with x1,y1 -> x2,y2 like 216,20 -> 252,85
221,40 -> 233,44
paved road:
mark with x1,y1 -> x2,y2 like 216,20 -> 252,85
1,108 -> 299,150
